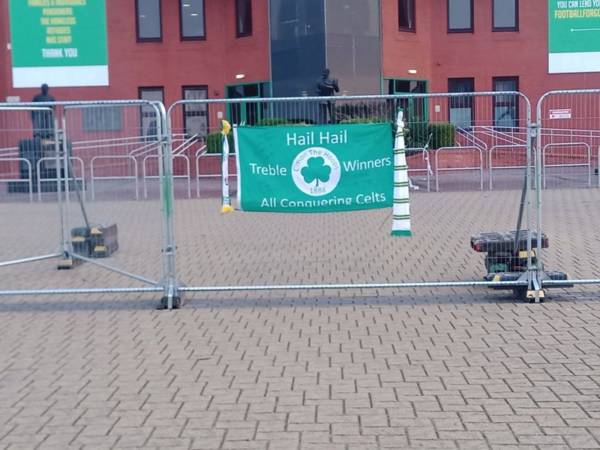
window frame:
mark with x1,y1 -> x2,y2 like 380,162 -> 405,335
492,0 -> 519,32
492,76 -> 519,129
138,86 -> 165,140
138,86 -> 165,102
135,0 -> 163,43
181,85 -> 209,139
447,0 -> 474,33
235,0 -> 253,38
179,0 -> 206,41
447,77 -> 475,129
225,81 -> 271,126
398,0 -> 416,32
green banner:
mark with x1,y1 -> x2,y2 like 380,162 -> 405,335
235,123 -> 394,213
548,0 -> 600,73
9,0 -> 108,87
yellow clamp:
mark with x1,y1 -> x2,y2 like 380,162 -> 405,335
221,120 -> 231,136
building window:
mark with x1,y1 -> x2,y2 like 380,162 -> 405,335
83,107 -> 123,132
180,0 -> 205,40
398,0 -> 415,31
182,86 -> 208,139
236,0 -> 253,37
226,82 -> 270,126
139,87 -> 164,140
493,77 -> 519,128
448,0 -> 473,32
493,0 -> 518,31
388,79 -> 427,121
448,78 -> 474,129
136,0 -> 162,41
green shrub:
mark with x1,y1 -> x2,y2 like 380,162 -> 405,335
257,117 -> 315,126
428,123 -> 455,149
336,102 -> 389,123
401,122 -> 456,149
255,118 -> 292,126
339,117 -> 382,124
206,132 -> 234,154
404,122 -> 429,148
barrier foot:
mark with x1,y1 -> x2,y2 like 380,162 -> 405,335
157,282 -> 183,310
527,271 -> 544,303
57,253 -> 84,270
527,289 -> 545,303
157,296 -> 182,310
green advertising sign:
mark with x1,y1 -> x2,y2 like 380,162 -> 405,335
548,0 -> 600,73
9,0 -> 108,87
235,124 -> 394,213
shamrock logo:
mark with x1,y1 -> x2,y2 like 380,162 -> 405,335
301,156 -> 331,187
292,147 -> 341,197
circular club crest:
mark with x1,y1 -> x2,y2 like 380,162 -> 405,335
291,147 -> 341,197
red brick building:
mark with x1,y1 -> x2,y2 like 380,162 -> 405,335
0,0 -> 599,111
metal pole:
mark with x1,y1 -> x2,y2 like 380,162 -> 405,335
158,102 -> 178,309
0,253 -> 62,268
179,280 -> 527,293
535,97 -> 545,279
0,287 -> 163,296
525,102 -> 534,289
54,117 -> 66,256
61,115 -> 72,255
70,252 -> 159,286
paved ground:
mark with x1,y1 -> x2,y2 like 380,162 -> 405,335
1,188 -> 600,449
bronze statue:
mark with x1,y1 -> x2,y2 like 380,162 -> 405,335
316,69 -> 339,124
31,84 -> 56,139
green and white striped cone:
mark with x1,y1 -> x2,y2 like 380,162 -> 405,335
391,109 -> 412,237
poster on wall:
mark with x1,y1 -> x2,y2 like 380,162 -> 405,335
548,0 -> 600,73
9,0 -> 109,88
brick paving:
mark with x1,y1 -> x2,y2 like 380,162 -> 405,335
1,189 -> 600,449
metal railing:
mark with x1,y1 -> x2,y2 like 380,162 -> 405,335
406,147 -> 432,192
0,101 -> 177,307
434,146 -> 484,192
0,157 -> 33,202
535,89 -> 600,292
6,91 -> 600,308
36,156 -> 85,202
90,154 -> 139,200
488,144 -> 528,191
542,142 -> 592,189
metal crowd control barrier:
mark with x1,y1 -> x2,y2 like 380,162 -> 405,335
142,134 -> 195,199
194,145 -> 207,197
542,142 -> 592,189
0,146 -> 19,157
166,92 -> 537,308
0,106 -> 65,276
0,100 -> 178,307
12,91 -> 597,308
536,89 -> 600,291
434,146 -> 484,192
76,135 -> 160,201
90,155 -> 139,200
0,157 -> 33,202
488,144 -> 527,191
406,147 -> 432,192
143,154 -> 191,199
37,156 -> 85,202
195,153 -> 237,198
